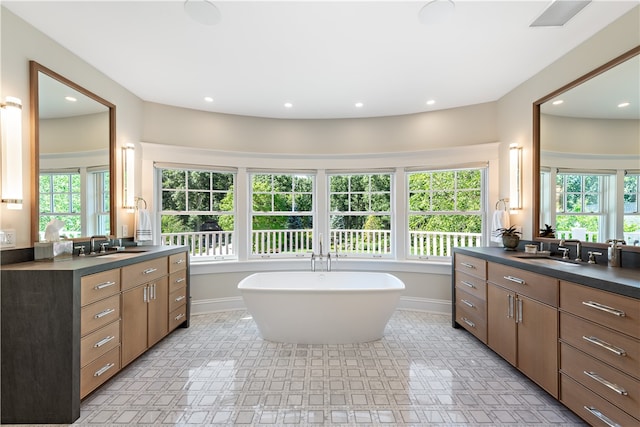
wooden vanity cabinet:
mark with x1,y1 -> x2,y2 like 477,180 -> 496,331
559,280 -> 640,426
168,252 -> 189,331
453,253 -> 488,343
487,262 -> 559,397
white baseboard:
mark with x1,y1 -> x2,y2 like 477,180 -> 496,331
191,296 -> 450,316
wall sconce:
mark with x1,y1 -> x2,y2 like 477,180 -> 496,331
1,96 -> 23,210
509,144 -> 522,211
122,143 -> 135,210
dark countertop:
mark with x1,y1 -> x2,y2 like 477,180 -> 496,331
1,245 -> 188,276
454,247 -> 639,299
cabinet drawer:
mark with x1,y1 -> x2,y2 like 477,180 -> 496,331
169,252 -> 187,273
560,281 -> 639,339
122,257 -> 168,290
454,254 -> 486,279
560,312 -> 639,379
455,271 -> 486,301
81,269 -> 120,306
561,374 -> 639,427
169,286 -> 188,313
81,294 -> 120,336
488,263 -> 558,307
169,305 -> 187,331
169,269 -> 188,293
81,320 -> 121,368
456,290 -> 487,343
80,346 -> 120,399
561,342 -> 640,417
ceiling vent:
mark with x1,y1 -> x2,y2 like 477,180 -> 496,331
530,0 -> 591,27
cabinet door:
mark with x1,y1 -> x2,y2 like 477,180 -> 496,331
517,295 -> 558,397
148,277 -> 169,347
121,285 -> 149,366
487,283 -> 517,365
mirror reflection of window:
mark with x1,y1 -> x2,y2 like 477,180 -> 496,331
39,170 -> 82,240
624,173 -> 640,244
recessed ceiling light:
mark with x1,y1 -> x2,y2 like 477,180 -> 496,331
184,0 -> 221,26
284,102 -> 293,109
426,99 -> 436,106
618,102 -> 630,108
355,102 -> 364,108
65,96 -> 77,102
204,96 -> 214,103
552,99 -> 564,105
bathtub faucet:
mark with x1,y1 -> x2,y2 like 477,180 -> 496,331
310,251 -> 332,272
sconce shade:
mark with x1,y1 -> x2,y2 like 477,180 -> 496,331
509,145 -> 522,210
122,144 -> 135,209
1,96 -> 23,209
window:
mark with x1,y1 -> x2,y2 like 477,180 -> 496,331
329,173 -> 392,257
159,167 -> 235,258
91,169 -> 110,236
624,173 -> 640,244
38,171 -> 82,239
251,172 -> 314,257
555,173 -> 605,242
407,168 -> 483,258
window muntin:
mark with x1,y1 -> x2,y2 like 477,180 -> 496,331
93,170 -> 110,236
407,168 -> 483,258
251,173 -> 314,257
160,168 -> 235,258
624,173 -> 640,244
38,172 -> 82,239
329,173 -> 392,257
555,173 -> 604,242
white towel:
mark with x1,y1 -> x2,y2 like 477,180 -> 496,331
135,209 -> 153,242
490,210 -> 510,243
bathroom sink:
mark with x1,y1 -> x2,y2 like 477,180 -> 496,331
519,256 -> 582,267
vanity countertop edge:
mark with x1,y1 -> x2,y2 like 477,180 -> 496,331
453,247 -> 639,299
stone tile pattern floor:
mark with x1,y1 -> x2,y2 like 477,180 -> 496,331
69,310 -> 585,426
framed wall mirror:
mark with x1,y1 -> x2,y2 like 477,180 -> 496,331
30,61 -> 116,244
533,46 -> 640,245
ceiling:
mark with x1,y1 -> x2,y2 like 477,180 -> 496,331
4,1 -> 639,119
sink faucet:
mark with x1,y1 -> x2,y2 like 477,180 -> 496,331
90,235 -> 108,255
559,239 -> 582,262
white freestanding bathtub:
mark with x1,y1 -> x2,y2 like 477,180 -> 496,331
237,271 -> 405,344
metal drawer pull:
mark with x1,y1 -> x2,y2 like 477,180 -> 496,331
583,371 -> 628,396
143,267 -> 157,275
94,308 -> 115,319
175,313 -> 186,321
94,363 -> 115,377
583,406 -> 621,427
460,262 -> 475,269
460,299 -> 474,308
175,278 -> 186,283
582,301 -> 626,317
175,295 -> 186,302
503,275 -> 525,285
461,317 -> 475,328
460,280 -> 475,289
175,259 -> 185,264
94,336 -> 115,348
582,336 -> 627,356
94,281 -> 116,290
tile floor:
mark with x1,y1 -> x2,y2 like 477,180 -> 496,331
71,310 -> 586,426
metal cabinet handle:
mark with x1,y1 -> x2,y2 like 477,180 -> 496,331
460,299 -> 474,308
94,281 -> 116,290
94,363 -> 115,377
583,371 -> 628,396
175,313 -> 186,321
582,301 -> 626,317
143,286 -> 148,303
143,268 -> 157,275
582,336 -> 627,356
94,308 -> 115,319
503,275 -> 525,285
175,278 -> 186,284
517,298 -> 523,323
507,294 -> 513,318
94,336 -> 115,348
460,280 -> 475,289
151,283 -> 156,300
460,262 -> 475,269
175,295 -> 186,302
582,406 -> 622,427
174,259 -> 185,264
461,317 -> 475,328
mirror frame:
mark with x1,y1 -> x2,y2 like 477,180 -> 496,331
29,61 -> 116,244
532,45 -> 640,242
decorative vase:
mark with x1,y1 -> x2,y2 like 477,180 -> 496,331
502,235 -> 519,251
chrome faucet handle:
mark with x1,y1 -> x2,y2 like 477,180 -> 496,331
558,247 -> 570,259
587,251 -> 602,264
99,242 -> 109,253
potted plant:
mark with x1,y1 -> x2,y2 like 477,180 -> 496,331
540,224 -> 555,238
494,226 -> 521,250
